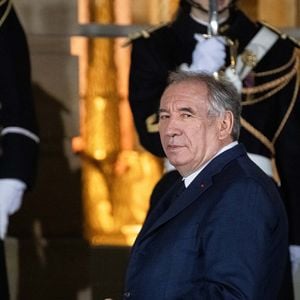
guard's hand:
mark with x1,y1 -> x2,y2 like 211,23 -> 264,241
0,179 -> 26,240
225,68 -> 242,93
290,245 -> 300,276
181,34 -> 226,74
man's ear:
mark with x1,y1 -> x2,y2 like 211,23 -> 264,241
218,111 -> 234,140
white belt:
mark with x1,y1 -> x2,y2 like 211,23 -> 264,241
231,26 -> 279,80
247,153 -> 273,178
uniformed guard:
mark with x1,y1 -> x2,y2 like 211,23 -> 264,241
128,0 -> 299,298
0,1 -> 39,298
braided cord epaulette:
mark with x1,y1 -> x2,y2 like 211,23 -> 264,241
240,52 -> 300,186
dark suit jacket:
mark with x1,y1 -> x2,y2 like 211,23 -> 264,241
129,9 -> 300,247
124,144 -> 289,299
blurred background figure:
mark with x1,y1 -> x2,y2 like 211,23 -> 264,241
0,1 -> 39,298
128,0 -> 300,298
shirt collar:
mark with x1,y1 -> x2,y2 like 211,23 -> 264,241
183,141 -> 238,187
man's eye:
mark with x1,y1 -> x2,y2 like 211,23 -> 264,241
159,114 -> 169,120
182,113 -> 192,118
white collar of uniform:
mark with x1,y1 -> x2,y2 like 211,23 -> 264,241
183,141 -> 238,188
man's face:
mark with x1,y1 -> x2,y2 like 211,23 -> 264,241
191,0 -> 232,12
159,81 -> 225,177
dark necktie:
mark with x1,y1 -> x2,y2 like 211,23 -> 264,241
174,179 -> 186,198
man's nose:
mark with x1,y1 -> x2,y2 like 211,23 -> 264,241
165,117 -> 181,137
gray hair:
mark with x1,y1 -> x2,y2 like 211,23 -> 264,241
166,71 -> 242,140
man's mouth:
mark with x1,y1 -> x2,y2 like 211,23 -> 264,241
167,144 -> 184,151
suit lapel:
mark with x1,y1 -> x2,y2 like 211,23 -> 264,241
137,172 -> 212,244
136,144 -> 247,244
135,178 -> 183,241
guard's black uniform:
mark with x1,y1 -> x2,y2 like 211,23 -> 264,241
0,2 -> 39,299
129,7 -> 299,299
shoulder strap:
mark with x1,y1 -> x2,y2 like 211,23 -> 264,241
235,25 -> 279,79
260,21 -> 300,49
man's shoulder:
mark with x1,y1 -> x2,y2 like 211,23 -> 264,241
223,152 -> 279,198
212,145 -> 273,188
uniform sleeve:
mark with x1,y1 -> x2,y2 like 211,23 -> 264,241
0,7 -> 39,188
129,37 -> 169,157
276,80 -> 300,245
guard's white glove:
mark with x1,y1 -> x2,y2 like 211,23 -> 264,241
0,179 -> 26,239
290,245 -> 300,276
180,34 -> 226,74
225,67 -> 242,93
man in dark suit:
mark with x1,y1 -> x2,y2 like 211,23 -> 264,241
128,1 -> 298,297
123,72 -> 289,299
0,2 -> 39,299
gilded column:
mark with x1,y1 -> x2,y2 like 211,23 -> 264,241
82,0 -> 120,244
81,0 -> 165,246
